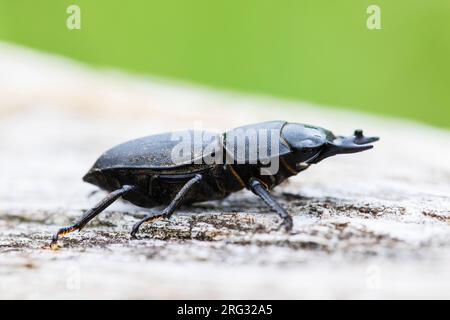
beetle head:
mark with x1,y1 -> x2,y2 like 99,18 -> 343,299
281,123 -> 379,166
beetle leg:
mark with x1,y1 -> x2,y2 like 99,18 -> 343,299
249,178 -> 293,232
49,185 -> 137,249
130,174 -> 203,238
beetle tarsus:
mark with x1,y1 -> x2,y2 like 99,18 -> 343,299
49,185 -> 136,248
49,226 -> 78,249
278,215 -> 293,232
130,214 -> 164,238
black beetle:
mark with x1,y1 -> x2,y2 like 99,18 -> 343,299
51,121 -> 378,247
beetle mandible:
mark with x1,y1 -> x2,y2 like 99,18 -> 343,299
50,121 -> 378,247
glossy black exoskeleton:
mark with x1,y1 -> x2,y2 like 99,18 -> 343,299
51,121 -> 378,247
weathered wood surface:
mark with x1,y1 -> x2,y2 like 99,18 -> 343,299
1,43 -> 449,299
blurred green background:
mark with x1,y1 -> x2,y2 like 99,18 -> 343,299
0,0 -> 449,128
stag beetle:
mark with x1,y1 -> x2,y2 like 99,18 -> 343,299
51,121 -> 378,247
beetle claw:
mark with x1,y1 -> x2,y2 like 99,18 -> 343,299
277,216 -> 293,233
49,226 -> 78,249
130,223 -> 142,239
130,234 -> 139,240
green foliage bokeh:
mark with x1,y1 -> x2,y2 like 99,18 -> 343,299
0,0 -> 449,128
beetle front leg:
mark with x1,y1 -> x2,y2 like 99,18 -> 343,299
249,178 -> 293,232
130,174 -> 203,238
